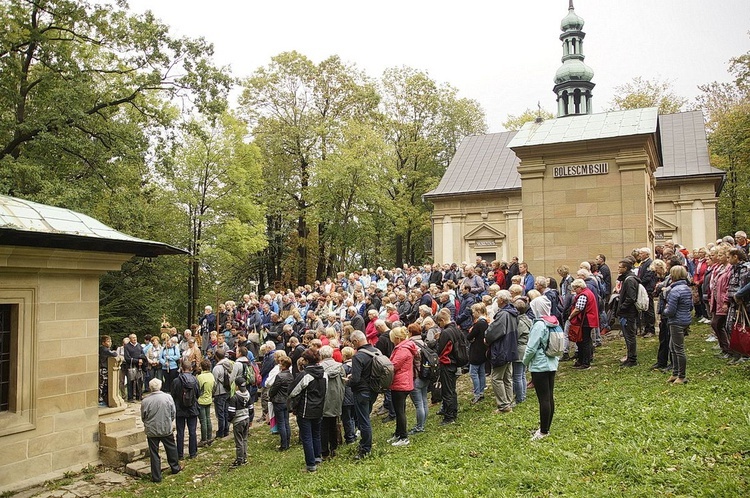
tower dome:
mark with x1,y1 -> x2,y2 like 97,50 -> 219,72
561,2 -> 584,31
553,0 -> 595,117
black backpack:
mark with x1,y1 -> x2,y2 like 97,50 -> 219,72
451,327 -> 470,368
180,378 -> 197,409
416,342 -> 440,383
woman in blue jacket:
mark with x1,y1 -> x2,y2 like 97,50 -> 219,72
160,336 -> 181,392
522,315 -> 560,441
663,265 -> 693,385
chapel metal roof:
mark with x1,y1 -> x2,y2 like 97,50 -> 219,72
424,110 -> 724,199
507,107 -> 659,148
0,195 -> 186,257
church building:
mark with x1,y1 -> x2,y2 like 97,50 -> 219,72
424,1 -> 724,278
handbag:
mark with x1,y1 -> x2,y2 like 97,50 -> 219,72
126,367 -> 139,382
729,304 -> 750,356
568,322 -> 583,343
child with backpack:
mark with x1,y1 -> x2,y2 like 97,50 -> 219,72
227,377 -> 253,467
522,315 -> 562,441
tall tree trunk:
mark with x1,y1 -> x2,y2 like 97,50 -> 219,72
395,234 -> 403,268
316,221 -> 327,280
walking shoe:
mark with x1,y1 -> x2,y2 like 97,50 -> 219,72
493,407 -> 512,414
573,364 -> 591,370
408,427 -> 424,435
560,353 -> 571,361
470,395 -> 482,405
531,429 -> 548,441
643,333 -> 654,338
230,459 -> 244,468
706,335 -> 717,342
375,406 -> 389,416
672,378 -> 688,385
354,452 -> 370,461
439,418 -> 456,426
392,437 -> 410,447
650,363 -> 665,370
305,465 -> 317,473
382,415 -> 396,423
620,361 -> 638,368
387,435 -> 400,443
667,375 -> 678,383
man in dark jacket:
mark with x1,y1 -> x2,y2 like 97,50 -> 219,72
637,247 -> 657,337
485,290 -> 518,413
456,285 -> 477,331
124,334 -> 145,402
288,349 -> 328,472
348,330 -> 377,459
616,259 -> 640,367
435,309 -> 461,424
171,359 -> 200,460
347,306 -> 366,333
374,320 -> 396,422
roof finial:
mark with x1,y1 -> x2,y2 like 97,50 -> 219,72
569,0 -> 574,10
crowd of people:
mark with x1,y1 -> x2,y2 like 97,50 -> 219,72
101,231 -> 750,477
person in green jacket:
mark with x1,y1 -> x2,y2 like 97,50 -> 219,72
522,315 -> 560,441
196,359 -> 215,446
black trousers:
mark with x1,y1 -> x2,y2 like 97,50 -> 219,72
656,316 -> 670,367
320,416 -> 340,456
644,298 -> 656,334
147,434 -> 180,482
392,390 -> 409,439
439,364 -> 458,421
530,371 -> 556,434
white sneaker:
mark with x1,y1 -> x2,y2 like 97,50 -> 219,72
706,336 -> 717,342
531,429 -> 548,441
387,435 -> 399,443
392,438 -> 410,447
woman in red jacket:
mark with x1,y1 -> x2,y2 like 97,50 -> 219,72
388,326 -> 417,447
569,279 -> 599,370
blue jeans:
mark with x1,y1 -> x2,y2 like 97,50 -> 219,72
353,390 -> 375,455
275,403 -> 291,450
469,363 -> 486,397
409,378 -> 429,431
512,361 -> 526,403
341,404 -> 357,443
214,394 -> 229,437
175,415 -> 197,459
298,417 -> 322,468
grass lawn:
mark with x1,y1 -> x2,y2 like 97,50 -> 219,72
107,322 -> 750,497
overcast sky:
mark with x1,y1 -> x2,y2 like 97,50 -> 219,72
127,0 -> 749,132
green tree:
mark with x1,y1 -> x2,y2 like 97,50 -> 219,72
697,43 -> 750,235
380,67 -> 486,266
161,113 -> 266,325
502,107 -> 555,131
607,77 -> 687,114
240,52 -> 378,287
0,0 -> 232,199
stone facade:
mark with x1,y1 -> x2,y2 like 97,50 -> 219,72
0,246 -> 131,491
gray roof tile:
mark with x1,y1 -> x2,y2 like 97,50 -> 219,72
425,110 -> 723,199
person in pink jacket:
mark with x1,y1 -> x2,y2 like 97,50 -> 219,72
709,245 -> 732,356
388,326 -> 417,447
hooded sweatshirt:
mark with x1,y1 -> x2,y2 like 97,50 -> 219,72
228,388 -> 252,423
485,303 -> 519,367
522,315 -> 561,373
288,364 -> 328,419
320,358 -> 346,417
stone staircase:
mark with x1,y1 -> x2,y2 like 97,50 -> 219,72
99,412 -> 148,467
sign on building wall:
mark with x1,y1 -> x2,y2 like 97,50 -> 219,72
553,162 -> 609,178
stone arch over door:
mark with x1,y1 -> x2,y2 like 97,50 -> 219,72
464,224 -> 507,262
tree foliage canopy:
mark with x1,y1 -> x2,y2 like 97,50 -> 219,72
607,76 -> 687,114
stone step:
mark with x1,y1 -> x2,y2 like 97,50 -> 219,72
125,458 -> 170,479
99,415 -> 137,435
100,427 -> 147,450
